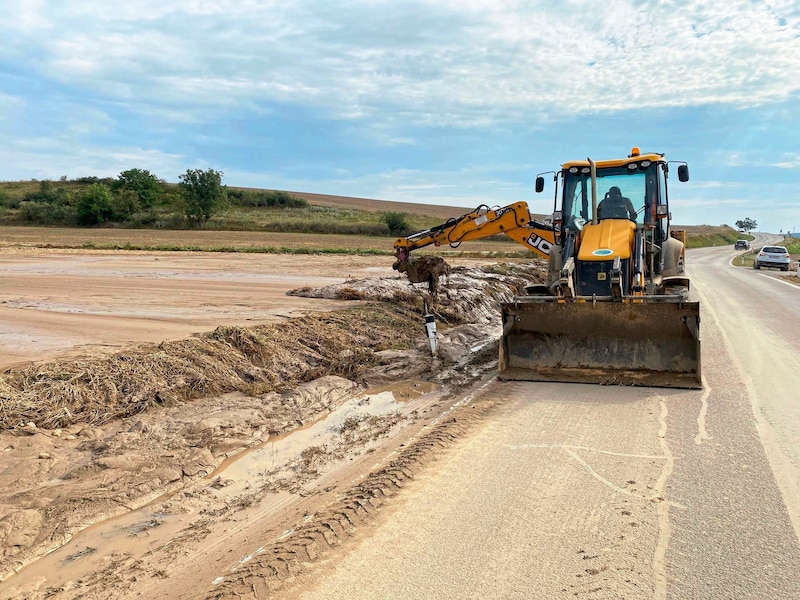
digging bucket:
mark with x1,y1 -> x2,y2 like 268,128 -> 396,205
499,297 -> 702,389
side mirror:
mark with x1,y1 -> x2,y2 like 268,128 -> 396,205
535,176 -> 545,193
677,164 -> 689,182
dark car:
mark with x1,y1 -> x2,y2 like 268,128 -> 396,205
753,246 -> 790,271
734,240 -> 750,250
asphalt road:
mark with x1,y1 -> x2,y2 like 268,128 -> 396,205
287,238 -> 800,600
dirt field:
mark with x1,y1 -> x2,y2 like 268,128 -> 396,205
0,226 -> 526,256
0,245 -> 546,599
0,249 -> 389,369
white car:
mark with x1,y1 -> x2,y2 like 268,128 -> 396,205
753,246 -> 790,271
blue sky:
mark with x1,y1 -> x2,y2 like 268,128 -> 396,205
2,0 -> 799,233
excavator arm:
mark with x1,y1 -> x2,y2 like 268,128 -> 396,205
393,201 -> 556,261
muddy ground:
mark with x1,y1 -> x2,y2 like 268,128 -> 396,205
0,250 -> 546,599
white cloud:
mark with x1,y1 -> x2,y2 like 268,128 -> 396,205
0,137 -> 186,181
686,180 -> 741,190
3,0 -> 799,128
723,150 -> 800,171
1,0 -> 798,235
775,154 -> 800,169
223,162 -> 538,211
0,93 -> 24,120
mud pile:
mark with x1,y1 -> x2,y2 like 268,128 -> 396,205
290,262 -> 546,325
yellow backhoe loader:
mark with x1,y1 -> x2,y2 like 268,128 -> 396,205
394,147 -> 701,389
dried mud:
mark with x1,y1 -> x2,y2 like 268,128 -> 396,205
0,260 -> 546,599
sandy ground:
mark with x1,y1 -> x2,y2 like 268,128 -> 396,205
0,248 -> 541,599
0,250 -> 396,370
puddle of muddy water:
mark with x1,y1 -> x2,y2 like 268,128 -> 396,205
209,380 -> 439,503
0,380 -> 441,596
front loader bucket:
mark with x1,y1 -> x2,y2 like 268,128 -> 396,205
499,298 -> 701,389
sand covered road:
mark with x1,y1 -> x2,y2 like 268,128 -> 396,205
0,250 -> 397,369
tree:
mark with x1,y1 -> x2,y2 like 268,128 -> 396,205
179,168 -> 227,221
735,218 -> 757,232
112,168 -> 162,209
76,183 -> 114,225
383,211 -> 410,235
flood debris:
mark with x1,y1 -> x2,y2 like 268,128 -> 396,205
392,254 -> 451,294
0,305 -> 422,431
0,261 -> 548,596
63,546 -> 96,563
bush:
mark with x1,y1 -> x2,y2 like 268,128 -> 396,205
23,180 -> 59,203
110,189 -> 140,221
19,201 -> 76,225
77,183 -> 115,225
73,176 -> 114,185
153,214 -> 189,229
228,189 -> 308,208
383,211 -> 410,235
126,210 -> 159,228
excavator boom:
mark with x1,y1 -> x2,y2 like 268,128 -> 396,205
392,202 -> 555,292
394,201 -> 555,258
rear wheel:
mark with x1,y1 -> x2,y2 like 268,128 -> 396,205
754,261 -> 760,270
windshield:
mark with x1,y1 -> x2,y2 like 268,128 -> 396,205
763,247 -> 787,254
561,164 -> 660,231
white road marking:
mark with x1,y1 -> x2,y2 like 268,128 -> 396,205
757,273 -> 800,290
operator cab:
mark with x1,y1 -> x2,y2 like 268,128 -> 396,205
562,159 -> 664,237
535,148 -> 689,247
534,148 -> 690,296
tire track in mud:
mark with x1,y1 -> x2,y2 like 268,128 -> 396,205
207,394 -> 500,599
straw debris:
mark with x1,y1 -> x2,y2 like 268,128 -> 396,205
0,304 -> 419,431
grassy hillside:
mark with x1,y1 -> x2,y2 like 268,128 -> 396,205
1,178 -> 745,252
234,188 -> 476,221
680,224 -> 749,248
0,178 -> 483,237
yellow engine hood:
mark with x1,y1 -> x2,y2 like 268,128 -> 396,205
578,220 -> 636,261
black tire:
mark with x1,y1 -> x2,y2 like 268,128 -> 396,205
754,262 -> 760,270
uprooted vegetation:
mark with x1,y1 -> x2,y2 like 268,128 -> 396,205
0,262 -> 544,431
0,305 -> 419,431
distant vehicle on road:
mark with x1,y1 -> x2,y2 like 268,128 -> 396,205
735,240 -> 750,250
753,246 -> 790,271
